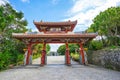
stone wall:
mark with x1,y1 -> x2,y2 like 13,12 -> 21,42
87,49 -> 120,71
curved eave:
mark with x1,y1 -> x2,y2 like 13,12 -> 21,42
12,33 -> 97,39
33,20 -> 77,26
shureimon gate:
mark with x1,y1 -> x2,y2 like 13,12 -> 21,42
12,20 -> 97,66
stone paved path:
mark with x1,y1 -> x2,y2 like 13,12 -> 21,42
0,56 -> 120,80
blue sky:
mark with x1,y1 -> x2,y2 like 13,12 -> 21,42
1,0 -> 120,51
5,0 -> 120,32
8,0 -> 75,31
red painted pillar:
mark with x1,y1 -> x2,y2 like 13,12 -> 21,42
65,42 -> 71,65
26,43 -> 32,65
79,43 -> 85,64
41,42 -> 46,65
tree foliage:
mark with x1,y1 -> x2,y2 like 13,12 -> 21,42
46,44 -> 50,53
87,7 -> 120,46
88,40 -> 103,50
0,3 -> 28,52
0,3 -> 28,70
32,44 -> 50,55
57,45 -> 66,55
57,44 -> 79,55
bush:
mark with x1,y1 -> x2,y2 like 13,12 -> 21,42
33,53 -> 41,59
0,50 -> 25,71
0,51 -> 10,70
71,53 -> 80,61
17,54 -> 24,62
89,40 -> 103,50
16,54 -> 24,65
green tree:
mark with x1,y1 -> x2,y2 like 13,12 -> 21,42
87,7 -> 120,46
32,44 -> 50,55
57,45 -> 66,55
57,44 -> 79,55
0,2 -> 28,70
88,40 -> 103,50
69,44 -> 79,53
46,44 -> 50,53
0,3 -> 28,52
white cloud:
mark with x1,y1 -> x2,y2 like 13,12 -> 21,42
69,0 -> 105,14
21,0 -> 30,3
0,1 -> 5,5
0,0 -> 8,5
65,0 -> 120,32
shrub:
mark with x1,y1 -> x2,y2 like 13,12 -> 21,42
71,53 -> 80,61
17,54 -> 24,62
89,40 -> 103,50
0,51 -> 10,70
33,53 -> 41,59
16,54 -> 24,65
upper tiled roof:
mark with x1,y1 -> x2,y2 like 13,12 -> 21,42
33,20 -> 77,26
33,20 -> 77,32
